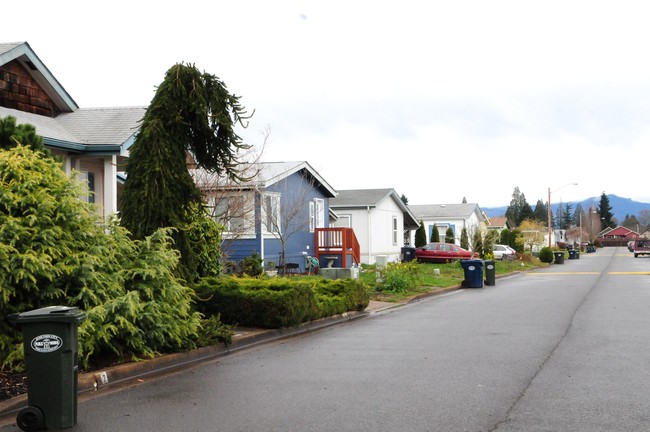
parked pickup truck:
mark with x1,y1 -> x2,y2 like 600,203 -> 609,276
633,239 -> 650,257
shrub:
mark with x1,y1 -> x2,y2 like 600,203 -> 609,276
539,247 -> 554,263
0,145 -> 204,371
239,251 -> 264,277
194,276 -> 370,328
376,261 -> 419,293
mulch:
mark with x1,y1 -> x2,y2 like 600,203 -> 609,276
0,372 -> 27,402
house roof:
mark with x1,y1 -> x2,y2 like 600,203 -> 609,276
488,216 -> 509,229
602,226 -> 639,237
409,203 -> 485,222
0,41 -> 77,112
192,161 -> 338,198
0,105 -> 144,155
330,188 -> 419,228
1,41 -> 144,156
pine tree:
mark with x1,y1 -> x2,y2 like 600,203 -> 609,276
533,199 -> 547,223
120,63 -> 251,281
431,223 -> 440,242
415,221 -> 427,247
460,227 -> 469,250
560,203 -> 574,229
598,192 -> 616,228
505,186 -> 534,227
445,227 -> 455,244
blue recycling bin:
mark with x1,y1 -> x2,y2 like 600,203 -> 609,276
460,259 -> 483,288
568,249 -> 577,259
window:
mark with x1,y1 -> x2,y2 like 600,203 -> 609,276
208,193 -> 254,234
263,193 -> 281,234
78,171 -> 95,204
310,198 -> 325,232
392,216 -> 398,245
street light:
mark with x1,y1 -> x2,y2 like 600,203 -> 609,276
548,182 -> 578,247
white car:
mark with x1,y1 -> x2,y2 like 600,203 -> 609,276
493,244 -> 516,260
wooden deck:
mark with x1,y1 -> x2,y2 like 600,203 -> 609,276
314,228 -> 360,268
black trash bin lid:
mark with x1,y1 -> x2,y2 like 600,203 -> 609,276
8,306 -> 85,325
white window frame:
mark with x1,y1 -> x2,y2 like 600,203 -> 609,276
310,198 -> 325,232
78,171 -> 96,204
262,192 -> 281,235
392,216 -> 398,245
207,192 -> 255,237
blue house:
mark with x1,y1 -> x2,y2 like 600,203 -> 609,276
193,161 -> 340,272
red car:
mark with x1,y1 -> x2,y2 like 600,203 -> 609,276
415,242 -> 477,263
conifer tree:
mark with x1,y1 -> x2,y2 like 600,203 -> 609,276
431,223 -> 440,242
0,116 -> 47,153
120,63 -> 251,280
460,227 -> 469,250
415,220 -> 427,247
445,227 -> 455,244
598,192 -> 616,228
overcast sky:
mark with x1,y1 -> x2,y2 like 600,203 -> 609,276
6,1 -> 650,207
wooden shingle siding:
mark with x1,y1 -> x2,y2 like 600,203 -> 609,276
0,60 -> 60,117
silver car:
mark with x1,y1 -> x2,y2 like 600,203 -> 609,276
493,244 -> 516,260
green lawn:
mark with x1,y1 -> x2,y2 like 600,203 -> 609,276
360,257 -> 546,303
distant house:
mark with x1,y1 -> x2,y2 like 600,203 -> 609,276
329,188 -> 419,264
597,226 -> 640,247
487,216 -> 511,236
0,41 -> 144,218
408,203 -> 486,247
193,161 -> 347,272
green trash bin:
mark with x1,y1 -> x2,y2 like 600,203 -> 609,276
8,306 -> 86,431
484,259 -> 496,286
553,251 -> 565,264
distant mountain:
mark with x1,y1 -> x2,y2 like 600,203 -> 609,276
482,194 -> 650,224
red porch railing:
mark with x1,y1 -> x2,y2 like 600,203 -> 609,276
314,228 -> 360,268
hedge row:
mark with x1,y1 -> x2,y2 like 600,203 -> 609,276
194,277 -> 370,328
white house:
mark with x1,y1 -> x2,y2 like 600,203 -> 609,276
329,188 -> 419,264
409,203 -> 486,246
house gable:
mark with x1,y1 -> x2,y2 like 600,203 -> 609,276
1,41 -> 144,218
0,42 -> 77,114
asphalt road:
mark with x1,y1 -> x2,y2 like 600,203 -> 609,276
3,247 -> 650,431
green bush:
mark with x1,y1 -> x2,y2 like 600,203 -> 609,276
0,145 -> 206,371
194,276 -> 370,328
539,247 -> 554,263
312,278 -> 369,317
239,251 -> 264,277
376,261 -> 419,293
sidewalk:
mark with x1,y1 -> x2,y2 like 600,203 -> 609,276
0,299 -> 407,423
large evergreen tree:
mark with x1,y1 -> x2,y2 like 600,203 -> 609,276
598,192 -> 616,229
505,187 -> 534,227
561,203 -> 574,229
532,199 -> 547,223
120,63 -> 251,280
